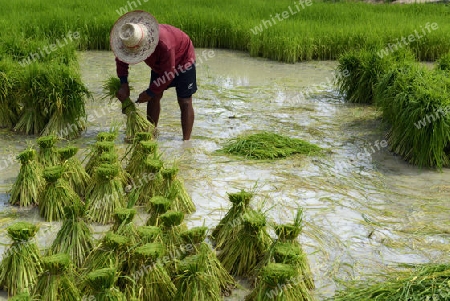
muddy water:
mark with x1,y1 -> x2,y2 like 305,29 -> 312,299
1,49 -> 449,300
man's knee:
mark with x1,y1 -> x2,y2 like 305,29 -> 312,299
177,97 -> 192,108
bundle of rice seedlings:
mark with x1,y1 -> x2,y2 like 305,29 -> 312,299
217,210 -> 272,277
36,135 -> 59,167
102,77 -> 153,142
173,253 -> 221,301
126,140 -> 159,179
211,190 -> 253,249
97,151 -> 130,186
48,203 -> 94,269
57,146 -> 90,197
181,226 -> 237,295
135,157 -> 164,205
97,131 -> 118,142
146,196 -> 173,226
85,163 -> 125,224
245,263 -> 314,301
136,226 -> 163,244
85,268 -> 125,301
0,222 -> 42,295
111,208 -> 139,245
333,263 -> 450,301
84,141 -> 116,177
39,165 -> 83,222
31,253 -> 80,301
123,243 -> 176,300
160,166 -> 196,214
218,131 -> 322,160
9,292 -> 31,301
9,148 -> 44,207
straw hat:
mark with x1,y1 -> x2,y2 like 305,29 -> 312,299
110,10 -> 159,64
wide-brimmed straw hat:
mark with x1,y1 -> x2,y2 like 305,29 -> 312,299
110,10 -> 159,64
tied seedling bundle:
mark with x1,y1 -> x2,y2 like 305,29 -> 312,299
37,135 -> 59,167
218,132 -> 322,160
146,196 -> 172,226
48,203 -> 94,269
103,77 -> 154,142
111,208 -> 139,245
181,226 -> 237,296
38,165 -> 82,222
0,222 -> 42,296
31,253 -> 80,301
84,140 -> 116,177
161,166 -> 196,214
211,190 -> 253,249
86,163 -> 125,224
218,210 -> 272,278
123,243 -> 176,301
126,140 -> 159,179
136,225 -> 163,245
57,146 -> 90,197
85,268 -> 126,301
124,131 -> 153,162
9,148 -> 44,207
97,131 -> 118,142
136,157 -> 164,205
97,151 -> 130,186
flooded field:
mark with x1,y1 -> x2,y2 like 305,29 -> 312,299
1,49 -> 449,300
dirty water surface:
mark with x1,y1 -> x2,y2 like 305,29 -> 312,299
0,49 -> 449,300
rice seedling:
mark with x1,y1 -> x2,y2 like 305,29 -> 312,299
436,52 -> 450,72
0,222 -> 42,296
57,146 -> 90,197
160,166 -> 196,214
85,163 -> 125,224
36,135 -> 59,167
126,140 -> 159,179
111,208 -> 139,245
48,203 -> 94,269
123,243 -> 176,301
85,268 -> 126,301
333,263 -> 450,301
84,140 -> 116,177
218,210 -> 272,278
9,148 -> 44,207
173,253 -> 222,301
9,292 -> 31,301
31,253 -> 80,301
97,151 -> 130,186
146,196 -> 173,226
135,157 -> 164,205
38,165 -> 83,222
218,131 -> 322,160
97,130 -> 118,142
211,189 -> 253,249
102,77 -> 154,142
136,225 -> 163,244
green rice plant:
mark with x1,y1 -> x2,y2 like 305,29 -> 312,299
136,226 -> 163,245
57,146 -> 91,197
9,292 -> 31,301
436,52 -> 450,72
48,203 -> 94,269
218,131 -> 322,160
217,210 -> 272,278
97,130 -> 118,142
0,222 -> 42,296
160,166 -> 196,214
84,140 -> 116,177
85,163 -> 125,224
211,189 -> 253,249
173,253 -> 222,301
31,253 -> 80,301
0,59 -> 20,128
126,140 -> 159,179
38,165 -> 83,222
111,208 -> 139,245
97,151 -> 130,186
146,196 -> 173,226
36,135 -> 59,167
135,157 -> 164,205
9,148 -> 44,207
333,263 -> 450,301
85,268 -> 126,301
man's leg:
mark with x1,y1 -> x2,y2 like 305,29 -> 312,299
177,96 -> 194,140
146,92 -> 163,126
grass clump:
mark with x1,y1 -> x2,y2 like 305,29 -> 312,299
218,131 -> 322,160
85,268 -> 126,301
9,148 -> 44,207
57,146 -> 91,197
0,222 -> 42,296
136,226 -> 162,244
146,196 -> 173,226
436,52 -> 450,72
36,135 -> 59,167
111,208 -> 139,245
160,166 -> 196,214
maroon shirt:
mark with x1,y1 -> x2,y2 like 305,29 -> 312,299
116,24 -> 196,95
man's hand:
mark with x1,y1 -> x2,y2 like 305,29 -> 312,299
116,83 -> 130,102
136,90 -> 153,103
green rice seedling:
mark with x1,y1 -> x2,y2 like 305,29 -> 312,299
0,222 -> 42,296
57,146 -> 91,197
111,208 -> 139,245
85,268 -> 126,301
173,253 -> 222,301
97,151 -> 130,186
85,163 -> 125,224
245,263 -> 314,301
211,190 -> 253,249
102,77 -> 153,142
97,131 -> 119,142
218,210 -> 272,278
9,148 -> 44,207
84,141 -> 116,177
126,140 -> 159,179
0,59 -> 20,128
38,165 -> 83,222
136,226 -> 163,244
135,157 -> 164,205
31,253 -> 80,301
9,292 -> 31,301
160,166 -> 196,214
436,52 -> 450,72
146,196 -> 173,226
36,135 -> 59,167
123,243 -> 176,301
48,203 -> 94,269
122,131 -> 154,166
218,131 -> 322,160
333,263 -> 450,301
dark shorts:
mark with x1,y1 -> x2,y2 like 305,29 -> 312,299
151,63 -> 197,98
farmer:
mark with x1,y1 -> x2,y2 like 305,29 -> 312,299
110,10 -> 196,140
